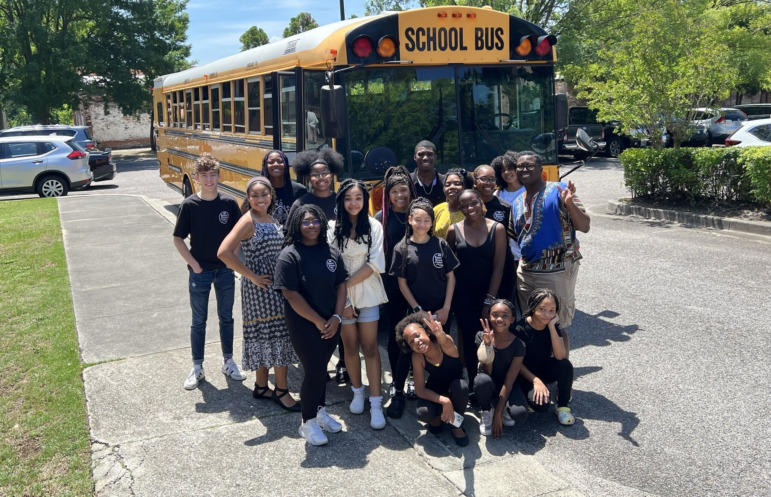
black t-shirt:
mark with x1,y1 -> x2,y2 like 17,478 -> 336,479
375,208 -> 408,273
475,331 -> 526,385
273,242 -> 349,317
411,170 -> 446,207
512,319 -> 563,376
484,196 -> 515,239
273,180 -> 307,225
389,236 -> 459,311
288,192 -> 337,224
173,193 -> 241,271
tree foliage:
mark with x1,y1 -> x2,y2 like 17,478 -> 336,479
0,0 -> 190,124
364,0 -> 416,15
283,12 -> 319,37
240,26 -> 269,51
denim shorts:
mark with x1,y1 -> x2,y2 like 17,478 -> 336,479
341,305 -> 380,325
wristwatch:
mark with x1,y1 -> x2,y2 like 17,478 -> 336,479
412,305 -> 422,313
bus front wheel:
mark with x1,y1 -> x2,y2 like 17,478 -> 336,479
183,177 -> 193,198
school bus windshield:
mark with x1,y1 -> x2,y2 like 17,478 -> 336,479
338,64 -> 556,177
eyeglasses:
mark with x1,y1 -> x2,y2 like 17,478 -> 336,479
476,176 -> 496,184
515,164 -> 537,171
301,219 -> 321,228
309,171 -> 332,179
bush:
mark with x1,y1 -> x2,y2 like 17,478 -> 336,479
621,146 -> 771,206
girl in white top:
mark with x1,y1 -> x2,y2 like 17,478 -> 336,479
328,178 -> 389,429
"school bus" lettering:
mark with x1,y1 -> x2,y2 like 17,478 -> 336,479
403,27 -> 505,53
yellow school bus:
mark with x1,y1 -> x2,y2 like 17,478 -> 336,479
152,6 -> 561,204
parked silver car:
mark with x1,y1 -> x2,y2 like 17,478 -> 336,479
691,108 -> 748,145
0,136 -> 93,197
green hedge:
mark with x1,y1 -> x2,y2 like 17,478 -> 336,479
620,147 -> 771,206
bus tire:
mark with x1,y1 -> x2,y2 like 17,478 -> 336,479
183,177 -> 193,198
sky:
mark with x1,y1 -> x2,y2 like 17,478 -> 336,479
185,0 -> 371,66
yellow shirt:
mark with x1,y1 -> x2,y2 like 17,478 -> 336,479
433,202 -> 465,240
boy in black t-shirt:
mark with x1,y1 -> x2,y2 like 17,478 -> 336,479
173,154 -> 247,390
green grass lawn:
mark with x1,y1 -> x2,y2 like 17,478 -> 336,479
0,199 -> 93,496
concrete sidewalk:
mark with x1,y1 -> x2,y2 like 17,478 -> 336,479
59,194 -> 585,497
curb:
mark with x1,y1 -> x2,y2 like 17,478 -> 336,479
607,201 -> 771,236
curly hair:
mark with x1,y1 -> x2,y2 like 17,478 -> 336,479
398,197 -> 435,275
394,311 -> 435,354
333,178 -> 372,260
291,148 -> 345,180
282,203 -> 329,249
524,288 -> 561,318
194,153 -> 220,174
240,176 -> 276,215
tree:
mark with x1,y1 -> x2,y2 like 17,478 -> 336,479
283,12 -> 318,37
364,0 -> 415,15
240,26 -> 269,51
560,0 -> 738,149
0,0 -> 190,124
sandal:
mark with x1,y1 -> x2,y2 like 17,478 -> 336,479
253,383 -> 272,400
272,387 -> 302,412
556,407 -> 575,426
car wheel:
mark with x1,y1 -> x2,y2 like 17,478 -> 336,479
705,132 -> 712,146
608,138 -> 624,157
182,177 -> 193,198
36,175 -> 69,198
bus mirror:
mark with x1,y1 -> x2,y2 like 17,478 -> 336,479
555,93 -> 568,130
321,85 -> 346,139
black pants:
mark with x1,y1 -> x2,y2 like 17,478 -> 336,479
416,379 -> 469,423
453,296 -> 484,390
383,275 -> 410,392
519,357 -> 574,410
473,373 -> 529,423
285,303 -> 339,422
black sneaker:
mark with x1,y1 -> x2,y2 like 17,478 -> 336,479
386,393 -> 405,419
468,391 -> 480,408
335,364 -> 350,384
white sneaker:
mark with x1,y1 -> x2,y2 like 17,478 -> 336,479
350,386 -> 366,414
184,366 -> 204,390
369,396 -> 386,430
480,409 -> 493,436
502,409 -> 516,427
299,418 -> 328,446
316,406 -> 342,433
221,358 -> 247,381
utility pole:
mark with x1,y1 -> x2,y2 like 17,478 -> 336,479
340,0 -> 345,20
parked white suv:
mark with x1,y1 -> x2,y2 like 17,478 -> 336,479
0,136 -> 93,197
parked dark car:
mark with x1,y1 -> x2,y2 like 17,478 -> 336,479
0,125 -> 116,181
734,104 -> 771,121
558,106 -> 630,158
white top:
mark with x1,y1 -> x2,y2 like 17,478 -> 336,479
327,217 -> 388,308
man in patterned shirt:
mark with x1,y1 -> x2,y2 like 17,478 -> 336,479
509,151 -> 590,354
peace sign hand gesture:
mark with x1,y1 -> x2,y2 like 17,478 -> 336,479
479,318 -> 493,346
422,313 -> 446,338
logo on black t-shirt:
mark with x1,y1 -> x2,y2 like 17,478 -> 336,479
326,258 -> 337,272
432,253 -> 443,269
493,210 -> 505,222
219,211 -> 230,224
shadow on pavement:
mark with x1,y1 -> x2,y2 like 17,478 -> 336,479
570,308 -> 639,350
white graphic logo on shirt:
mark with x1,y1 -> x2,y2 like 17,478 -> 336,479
219,211 -> 230,224
493,210 -> 505,222
432,253 -> 444,269
326,258 -> 337,272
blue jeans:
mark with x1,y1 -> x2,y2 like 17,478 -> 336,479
189,267 -> 235,365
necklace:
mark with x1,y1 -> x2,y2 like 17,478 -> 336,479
417,174 -> 436,196
392,210 -> 408,225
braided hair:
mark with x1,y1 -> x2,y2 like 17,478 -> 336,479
398,197 -> 435,275
282,203 -> 329,249
524,288 -> 561,318
380,165 -> 416,254
333,178 -> 372,261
